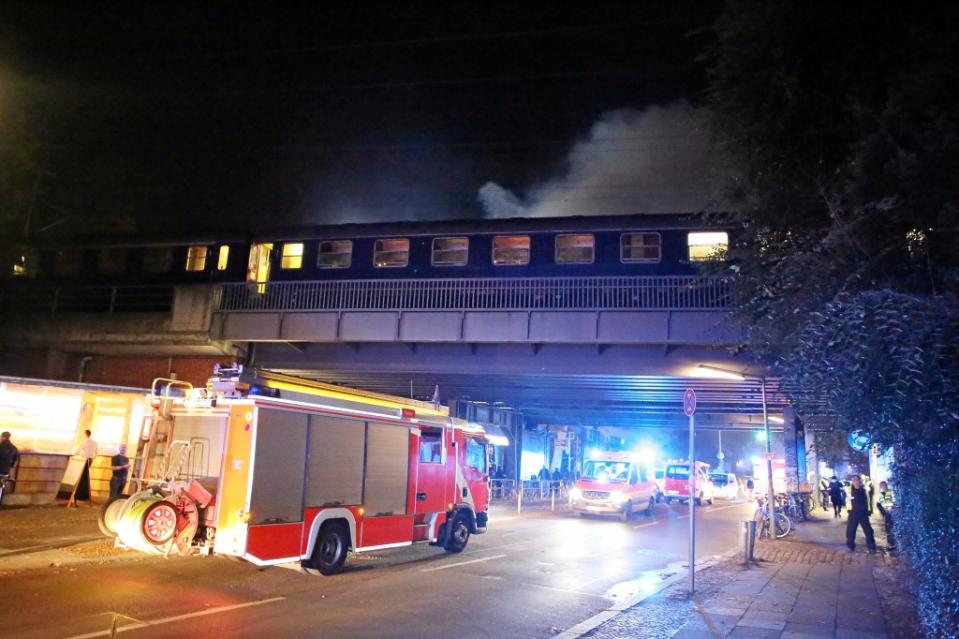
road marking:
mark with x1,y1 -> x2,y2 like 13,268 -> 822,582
528,583 -> 609,600
706,503 -> 746,513
631,521 -> 659,529
420,553 -> 506,572
66,597 -> 286,639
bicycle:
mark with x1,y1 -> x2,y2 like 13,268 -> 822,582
755,496 -> 791,539
0,473 -> 15,507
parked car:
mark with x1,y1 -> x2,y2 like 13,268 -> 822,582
710,472 -> 739,500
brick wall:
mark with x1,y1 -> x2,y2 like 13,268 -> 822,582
80,356 -> 239,388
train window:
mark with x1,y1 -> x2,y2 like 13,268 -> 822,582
143,247 -> 173,273
185,246 -> 208,271
97,249 -> 128,275
555,234 -> 595,264
280,242 -> 304,269
492,235 -> 530,265
374,238 -> 410,268
431,237 -> 469,266
216,246 -> 230,271
54,250 -> 84,277
317,240 -> 352,269
687,231 -> 728,261
620,233 -> 661,263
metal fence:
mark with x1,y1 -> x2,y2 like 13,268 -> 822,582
2,285 -> 174,315
218,276 -> 731,312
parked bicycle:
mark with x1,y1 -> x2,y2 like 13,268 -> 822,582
755,496 -> 791,538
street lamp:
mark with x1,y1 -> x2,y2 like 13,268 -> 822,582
695,364 -> 778,537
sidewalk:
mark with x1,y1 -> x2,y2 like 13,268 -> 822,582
0,504 -> 144,573
584,509 -> 919,639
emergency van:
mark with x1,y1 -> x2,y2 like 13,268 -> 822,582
663,460 -> 714,505
569,452 -> 658,521
97,366 -> 491,575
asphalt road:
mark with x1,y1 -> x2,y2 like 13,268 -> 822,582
5,500 -> 754,639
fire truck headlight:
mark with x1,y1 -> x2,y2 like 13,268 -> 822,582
610,491 -> 626,504
569,488 -> 582,500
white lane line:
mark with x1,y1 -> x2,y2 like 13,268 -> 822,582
420,553 -> 506,572
632,521 -> 659,529
66,597 -> 286,639
528,583 -> 609,600
706,503 -> 747,513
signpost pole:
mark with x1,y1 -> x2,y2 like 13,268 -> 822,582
688,411 -> 695,593
683,387 -> 697,594
761,377 -> 776,538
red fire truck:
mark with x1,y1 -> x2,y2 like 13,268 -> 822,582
98,366 -> 491,574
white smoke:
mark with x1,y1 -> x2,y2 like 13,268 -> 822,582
479,102 -> 723,218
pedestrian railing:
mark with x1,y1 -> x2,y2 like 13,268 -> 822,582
217,275 -> 732,312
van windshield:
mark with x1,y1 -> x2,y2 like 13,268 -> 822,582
711,473 -> 729,486
582,461 -> 630,482
666,465 -> 690,479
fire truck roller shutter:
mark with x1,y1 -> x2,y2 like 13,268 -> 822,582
249,409 -> 308,525
306,415 -> 364,508
364,423 -> 409,517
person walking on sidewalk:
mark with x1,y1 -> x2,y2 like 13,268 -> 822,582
109,444 -> 130,497
846,474 -> 877,553
828,475 -> 845,518
0,431 -> 18,475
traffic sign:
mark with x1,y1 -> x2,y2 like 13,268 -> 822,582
683,388 -> 697,416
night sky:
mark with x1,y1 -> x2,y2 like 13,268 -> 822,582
1,2 -> 721,235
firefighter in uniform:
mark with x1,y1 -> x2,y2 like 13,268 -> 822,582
846,474 -> 877,553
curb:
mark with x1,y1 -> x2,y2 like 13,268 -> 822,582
555,547 -> 740,639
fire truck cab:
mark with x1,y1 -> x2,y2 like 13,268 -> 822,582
569,452 -> 658,521
98,366 -> 490,574
663,460 -> 714,506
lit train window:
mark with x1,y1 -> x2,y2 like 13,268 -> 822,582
431,237 -> 469,266
492,235 -> 530,265
143,247 -> 173,273
98,249 -> 129,275
687,231 -> 728,261
317,240 -> 353,269
280,242 -> 304,269
555,234 -> 594,264
217,246 -> 230,271
620,233 -> 661,263
374,238 -> 410,268
185,246 -> 208,271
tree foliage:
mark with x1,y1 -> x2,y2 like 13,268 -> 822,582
706,2 -> 959,635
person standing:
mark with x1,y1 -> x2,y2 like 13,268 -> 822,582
72,429 -> 98,503
109,444 -> 130,497
846,474 -> 877,553
828,475 -> 845,518
876,480 -> 896,549
0,431 -> 18,476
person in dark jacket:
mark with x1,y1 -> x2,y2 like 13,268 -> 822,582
0,431 -> 18,475
827,476 -> 845,518
846,474 -> 877,553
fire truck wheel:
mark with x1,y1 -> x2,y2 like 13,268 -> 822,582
312,523 -> 349,575
620,501 -> 632,522
141,501 -> 178,545
444,514 -> 470,553
98,495 -> 128,538
695,493 -> 703,506
645,497 -> 655,516
665,497 -> 673,504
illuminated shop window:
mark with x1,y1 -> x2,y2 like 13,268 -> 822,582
687,232 -> 729,261
185,246 -> 208,271
317,240 -> 353,269
492,235 -> 530,265
431,237 -> 469,266
374,238 -> 410,268
620,233 -> 661,263
143,248 -> 173,274
217,245 -> 230,271
97,249 -> 129,275
555,234 -> 594,264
